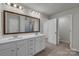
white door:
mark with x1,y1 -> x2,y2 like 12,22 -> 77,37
47,19 -> 57,45
48,19 -> 57,44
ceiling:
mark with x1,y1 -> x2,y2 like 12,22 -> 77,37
20,3 -> 79,16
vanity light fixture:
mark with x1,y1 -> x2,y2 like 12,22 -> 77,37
31,10 -> 40,16
35,12 -> 40,15
4,3 -> 24,10
6,3 -> 11,6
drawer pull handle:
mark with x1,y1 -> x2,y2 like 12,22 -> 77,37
17,48 -> 19,50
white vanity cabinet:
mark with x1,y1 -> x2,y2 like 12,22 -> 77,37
27,38 -> 35,56
0,47 -> 16,56
0,42 -> 16,56
39,36 -> 45,50
0,40 -> 27,56
0,34 -> 45,56
16,40 -> 26,56
35,36 -> 45,54
35,37 -> 40,54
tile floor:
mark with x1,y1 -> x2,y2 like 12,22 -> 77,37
35,41 -> 79,56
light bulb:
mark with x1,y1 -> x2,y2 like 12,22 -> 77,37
13,4 -> 17,7
32,11 -> 35,14
38,13 -> 40,15
6,3 -> 11,6
19,6 -> 22,10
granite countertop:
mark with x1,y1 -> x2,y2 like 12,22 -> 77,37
0,34 -> 45,44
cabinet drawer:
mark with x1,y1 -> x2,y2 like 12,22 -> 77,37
29,39 -> 35,46
16,40 -> 26,46
28,47 -> 34,56
0,42 -> 16,51
0,47 -> 16,56
29,51 -> 34,56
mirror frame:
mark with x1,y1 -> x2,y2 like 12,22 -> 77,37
3,10 -> 40,34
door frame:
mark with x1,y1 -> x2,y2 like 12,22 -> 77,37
69,15 -> 72,49
56,18 -> 59,45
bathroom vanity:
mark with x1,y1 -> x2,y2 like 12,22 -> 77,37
0,34 -> 45,56
0,10 -> 45,56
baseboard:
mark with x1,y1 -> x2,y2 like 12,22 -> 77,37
34,47 -> 46,56
70,48 -> 79,52
59,40 -> 70,44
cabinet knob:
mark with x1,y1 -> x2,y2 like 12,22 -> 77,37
11,50 -> 15,52
30,48 -> 33,49
17,48 -> 19,50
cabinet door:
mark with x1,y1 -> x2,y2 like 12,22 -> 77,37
0,47 -> 16,56
35,37 -> 40,54
28,38 -> 35,56
39,36 -> 45,50
16,40 -> 26,56
26,39 -> 29,56
35,36 -> 45,54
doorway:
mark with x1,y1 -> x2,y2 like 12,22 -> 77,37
43,15 -> 72,48
57,15 -> 72,48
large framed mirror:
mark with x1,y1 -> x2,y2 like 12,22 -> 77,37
3,10 -> 40,34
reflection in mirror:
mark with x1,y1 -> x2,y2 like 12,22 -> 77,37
20,16 -> 33,32
5,12 -> 20,33
25,17 -> 33,32
33,18 -> 39,31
